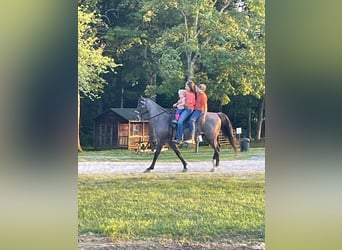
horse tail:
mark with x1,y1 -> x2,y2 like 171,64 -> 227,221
217,112 -> 238,155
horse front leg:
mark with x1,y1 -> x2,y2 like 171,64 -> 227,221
144,143 -> 163,173
169,142 -> 188,172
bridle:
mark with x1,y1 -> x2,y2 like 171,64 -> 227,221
136,98 -> 171,120
148,109 -> 170,119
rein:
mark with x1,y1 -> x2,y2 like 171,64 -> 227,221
146,109 -> 170,120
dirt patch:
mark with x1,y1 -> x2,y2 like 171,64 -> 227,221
78,232 -> 265,250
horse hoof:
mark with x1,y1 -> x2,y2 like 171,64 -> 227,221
144,168 -> 152,173
182,168 -> 188,172
210,168 -> 216,172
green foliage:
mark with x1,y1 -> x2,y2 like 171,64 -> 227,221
138,0 -> 265,103
78,5 -> 120,100
159,48 -> 184,80
79,173 -> 264,242
231,0 -> 265,99
79,0 -> 264,102
82,0 -> 264,103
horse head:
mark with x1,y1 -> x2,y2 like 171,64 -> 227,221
135,96 -> 170,122
135,96 -> 150,120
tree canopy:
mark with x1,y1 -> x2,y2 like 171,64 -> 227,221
78,0 -> 265,147
95,0 -> 265,105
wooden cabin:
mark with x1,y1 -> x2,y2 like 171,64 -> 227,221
94,108 -> 150,150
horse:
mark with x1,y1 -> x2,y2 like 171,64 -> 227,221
135,96 -> 237,172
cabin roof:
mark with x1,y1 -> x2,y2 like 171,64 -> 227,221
94,108 -> 140,121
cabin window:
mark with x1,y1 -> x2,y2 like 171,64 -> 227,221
133,124 -> 139,135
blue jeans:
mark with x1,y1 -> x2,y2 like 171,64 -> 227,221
175,109 -> 184,120
175,108 -> 193,140
189,110 -> 203,138
175,109 -> 184,115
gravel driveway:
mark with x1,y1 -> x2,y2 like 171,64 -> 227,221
78,156 -> 264,175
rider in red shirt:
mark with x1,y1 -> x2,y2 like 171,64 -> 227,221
185,83 -> 208,144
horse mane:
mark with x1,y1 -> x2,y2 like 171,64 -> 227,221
142,97 -> 169,113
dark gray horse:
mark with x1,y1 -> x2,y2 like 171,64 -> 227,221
135,97 -> 237,172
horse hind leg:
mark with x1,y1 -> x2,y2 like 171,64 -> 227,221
210,141 -> 221,172
210,151 -> 219,172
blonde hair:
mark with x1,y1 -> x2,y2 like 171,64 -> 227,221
178,89 -> 186,96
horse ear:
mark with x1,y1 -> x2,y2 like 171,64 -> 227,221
139,96 -> 146,104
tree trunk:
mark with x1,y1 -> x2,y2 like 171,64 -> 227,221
187,54 -> 194,80
247,97 -> 252,139
78,86 -> 83,152
255,96 -> 265,141
182,10 -> 198,81
120,87 -> 124,108
149,73 -> 157,102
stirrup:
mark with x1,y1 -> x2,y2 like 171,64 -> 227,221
184,139 -> 195,144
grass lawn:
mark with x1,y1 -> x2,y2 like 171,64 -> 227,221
78,173 -> 264,244
78,146 -> 264,162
